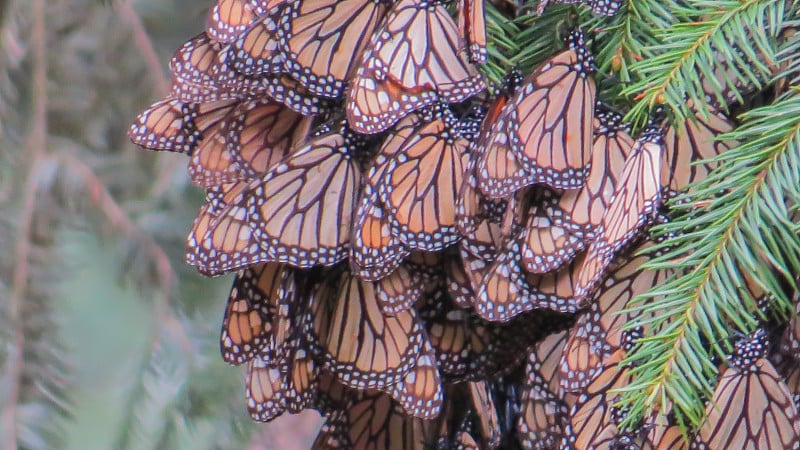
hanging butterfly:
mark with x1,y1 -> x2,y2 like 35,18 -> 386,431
346,0 -> 485,134
642,412 -> 690,450
456,77 -> 514,247
661,102 -> 735,200
435,408 -> 482,450
518,330 -> 575,450
375,106 -> 470,253
313,383 -> 435,450
389,339 -> 444,419
458,0 -> 487,64
277,0 -> 391,98
444,252 -> 481,309
522,107 -> 634,274
574,126 -> 665,300
184,180 -> 249,273
478,29 -> 596,195
245,340 -> 319,422
692,329 -> 800,449
307,270 -> 427,391
420,291 -> 562,381
128,96 -> 236,155
220,263 -> 288,365
186,121 -> 366,275
561,349 -> 656,449
350,113 -> 422,280
468,381 -> 503,450
243,269 -> 321,422
560,240 -> 672,393
224,3 -> 289,76
476,224 -> 586,322
171,32 -> 328,115
352,108 -> 469,278
375,253 -> 445,315
188,99 -> 312,187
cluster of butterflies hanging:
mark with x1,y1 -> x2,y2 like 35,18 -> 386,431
128,0 -> 800,448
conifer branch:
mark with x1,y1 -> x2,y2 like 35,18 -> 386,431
623,0 -> 787,127
619,90 -> 800,431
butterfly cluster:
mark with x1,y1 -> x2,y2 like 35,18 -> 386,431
128,0 -> 800,448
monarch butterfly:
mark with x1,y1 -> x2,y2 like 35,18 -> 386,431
389,339 -> 444,419
346,0 -> 485,134
185,181 -> 251,275
470,71 -> 534,200
458,0 -> 487,64
170,33 -> 231,103
469,381 -> 502,450
128,96 -> 236,155
349,190 -> 410,281
479,29 -> 596,195
646,422 -> 689,450
661,104 -> 734,199
311,409 -> 349,449
456,230 -> 502,310
456,85 -> 511,247
277,0 -> 391,99
444,252 -> 480,309
575,127 -> 665,300
206,0 -> 267,43
170,32 -> 328,115
561,349 -> 652,449
560,242 -> 671,393
438,417 -> 481,450
522,107 -> 634,274
217,65 -> 330,116
309,270 -> 427,390
376,107 -> 470,253
186,122 -> 364,275
224,2 -> 288,76
315,384 -> 434,450
375,253 -> 445,315
518,330 -> 574,450
536,0 -> 623,16
350,114 -> 422,280
220,263 -> 287,365
476,225 -> 586,322
188,121 -> 242,187
245,342 -> 319,422
374,261 -> 427,315
188,99 -> 312,187
692,329 -> 800,449
420,292 -> 559,382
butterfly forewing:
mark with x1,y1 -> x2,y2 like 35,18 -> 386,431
279,0 -> 390,98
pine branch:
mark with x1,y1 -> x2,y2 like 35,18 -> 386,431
588,0 -> 673,92
618,90 -> 800,431
623,0 -> 788,128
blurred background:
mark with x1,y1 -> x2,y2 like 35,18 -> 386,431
0,0 -> 322,448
